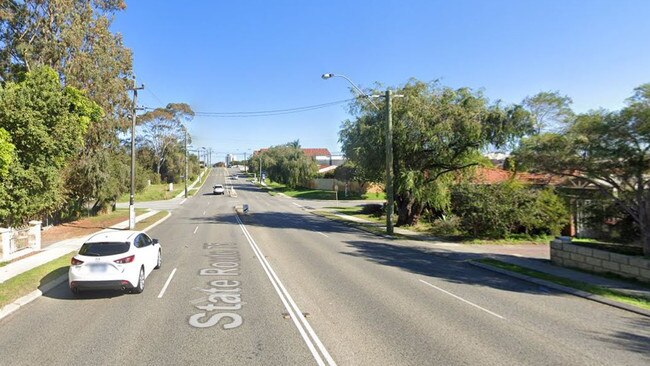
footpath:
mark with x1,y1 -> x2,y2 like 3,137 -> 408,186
326,211 -> 650,316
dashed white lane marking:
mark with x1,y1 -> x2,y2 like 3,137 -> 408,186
157,268 -> 177,299
317,232 -> 329,238
419,279 -> 505,319
193,226 -> 198,234
292,202 -> 303,208
202,210 -> 206,215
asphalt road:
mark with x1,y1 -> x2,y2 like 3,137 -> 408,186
0,168 -> 648,365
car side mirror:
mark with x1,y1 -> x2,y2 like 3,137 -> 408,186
152,239 -> 159,245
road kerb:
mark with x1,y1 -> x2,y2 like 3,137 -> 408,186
469,260 -> 650,318
0,211 -> 172,323
0,273 -> 68,322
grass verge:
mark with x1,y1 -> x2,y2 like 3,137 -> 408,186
313,210 -> 405,238
478,258 -> 650,311
263,181 -> 385,200
117,183 -> 184,202
0,252 -> 74,308
135,211 -> 169,231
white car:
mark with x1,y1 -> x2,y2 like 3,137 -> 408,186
69,230 -> 161,294
213,184 -> 225,195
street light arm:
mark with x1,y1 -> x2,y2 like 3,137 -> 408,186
322,73 -> 381,111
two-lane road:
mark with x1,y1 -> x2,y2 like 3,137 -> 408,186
0,168 -> 648,365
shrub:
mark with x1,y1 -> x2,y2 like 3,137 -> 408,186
451,182 -> 568,239
361,203 -> 383,217
427,216 -> 462,236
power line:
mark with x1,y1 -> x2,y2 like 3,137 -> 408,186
142,98 -> 354,118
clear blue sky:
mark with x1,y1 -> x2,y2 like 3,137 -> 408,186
112,0 -> 650,161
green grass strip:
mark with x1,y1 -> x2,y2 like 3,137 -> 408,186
0,252 -> 75,308
135,211 -> 169,231
478,258 -> 650,311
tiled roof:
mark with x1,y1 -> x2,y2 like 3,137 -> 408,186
473,167 -> 565,185
302,148 -> 331,157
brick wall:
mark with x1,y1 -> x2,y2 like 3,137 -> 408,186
550,237 -> 650,283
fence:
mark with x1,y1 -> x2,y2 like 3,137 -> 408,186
0,221 -> 42,262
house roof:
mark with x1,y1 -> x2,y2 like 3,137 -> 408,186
473,167 -> 565,185
302,148 -> 331,157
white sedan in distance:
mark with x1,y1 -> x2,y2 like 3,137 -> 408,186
213,184 -> 225,195
69,230 -> 161,295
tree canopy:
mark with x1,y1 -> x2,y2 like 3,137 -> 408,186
0,66 -> 102,225
514,83 -> 650,255
340,79 -> 533,226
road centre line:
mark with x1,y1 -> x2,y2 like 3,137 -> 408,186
158,268 -> 177,299
193,226 -> 198,234
235,215 -> 336,366
419,279 -> 505,319
317,232 -> 329,238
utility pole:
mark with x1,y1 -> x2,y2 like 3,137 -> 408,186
385,89 -> 394,235
184,127 -> 188,198
128,79 -> 144,230
259,154 -> 262,183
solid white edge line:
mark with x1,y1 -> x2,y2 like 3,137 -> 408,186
236,215 -> 334,366
193,226 -> 198,234
180,198 -> 187,205
317,232 -> 329,238
419,279 -> 505,319
157,268 -> 177,299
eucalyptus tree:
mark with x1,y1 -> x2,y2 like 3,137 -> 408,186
522,91 -> 574,134
138,103 -> 195,178
340,79 -> 532,226
514,84 -> 650,255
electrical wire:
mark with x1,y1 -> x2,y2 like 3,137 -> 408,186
142,98 -> 355,118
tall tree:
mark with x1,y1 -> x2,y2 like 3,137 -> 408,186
523,91 -> 574,133
340,80 -> 532,226
1,0 -> 133,214
138,103 -> 195,177
0,66 -> 101,225
254,143 -> 317,188
514,83 -> 650,255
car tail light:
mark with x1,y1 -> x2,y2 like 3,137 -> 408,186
71,257 -> 84,265
114,255 -> 135,264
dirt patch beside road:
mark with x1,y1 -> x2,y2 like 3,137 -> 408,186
41,210 -> 135,246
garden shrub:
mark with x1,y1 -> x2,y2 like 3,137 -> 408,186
451,182 -> 568,239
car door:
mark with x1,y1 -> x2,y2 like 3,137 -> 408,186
137,234 -> 156,275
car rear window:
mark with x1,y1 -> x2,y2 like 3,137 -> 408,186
79,242 -> 130,256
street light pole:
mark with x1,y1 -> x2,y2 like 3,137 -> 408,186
322,73 -> 396,235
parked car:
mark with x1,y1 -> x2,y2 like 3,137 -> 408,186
68,230 -> 161,295
213,184 -> 225,195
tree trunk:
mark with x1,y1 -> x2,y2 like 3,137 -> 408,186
641,196 -> 650,256
396,192 -> 418,226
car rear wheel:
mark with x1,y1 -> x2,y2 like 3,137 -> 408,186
155,250 -> 161,269
132,267 -> 145,294
71,286 -> 80,296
